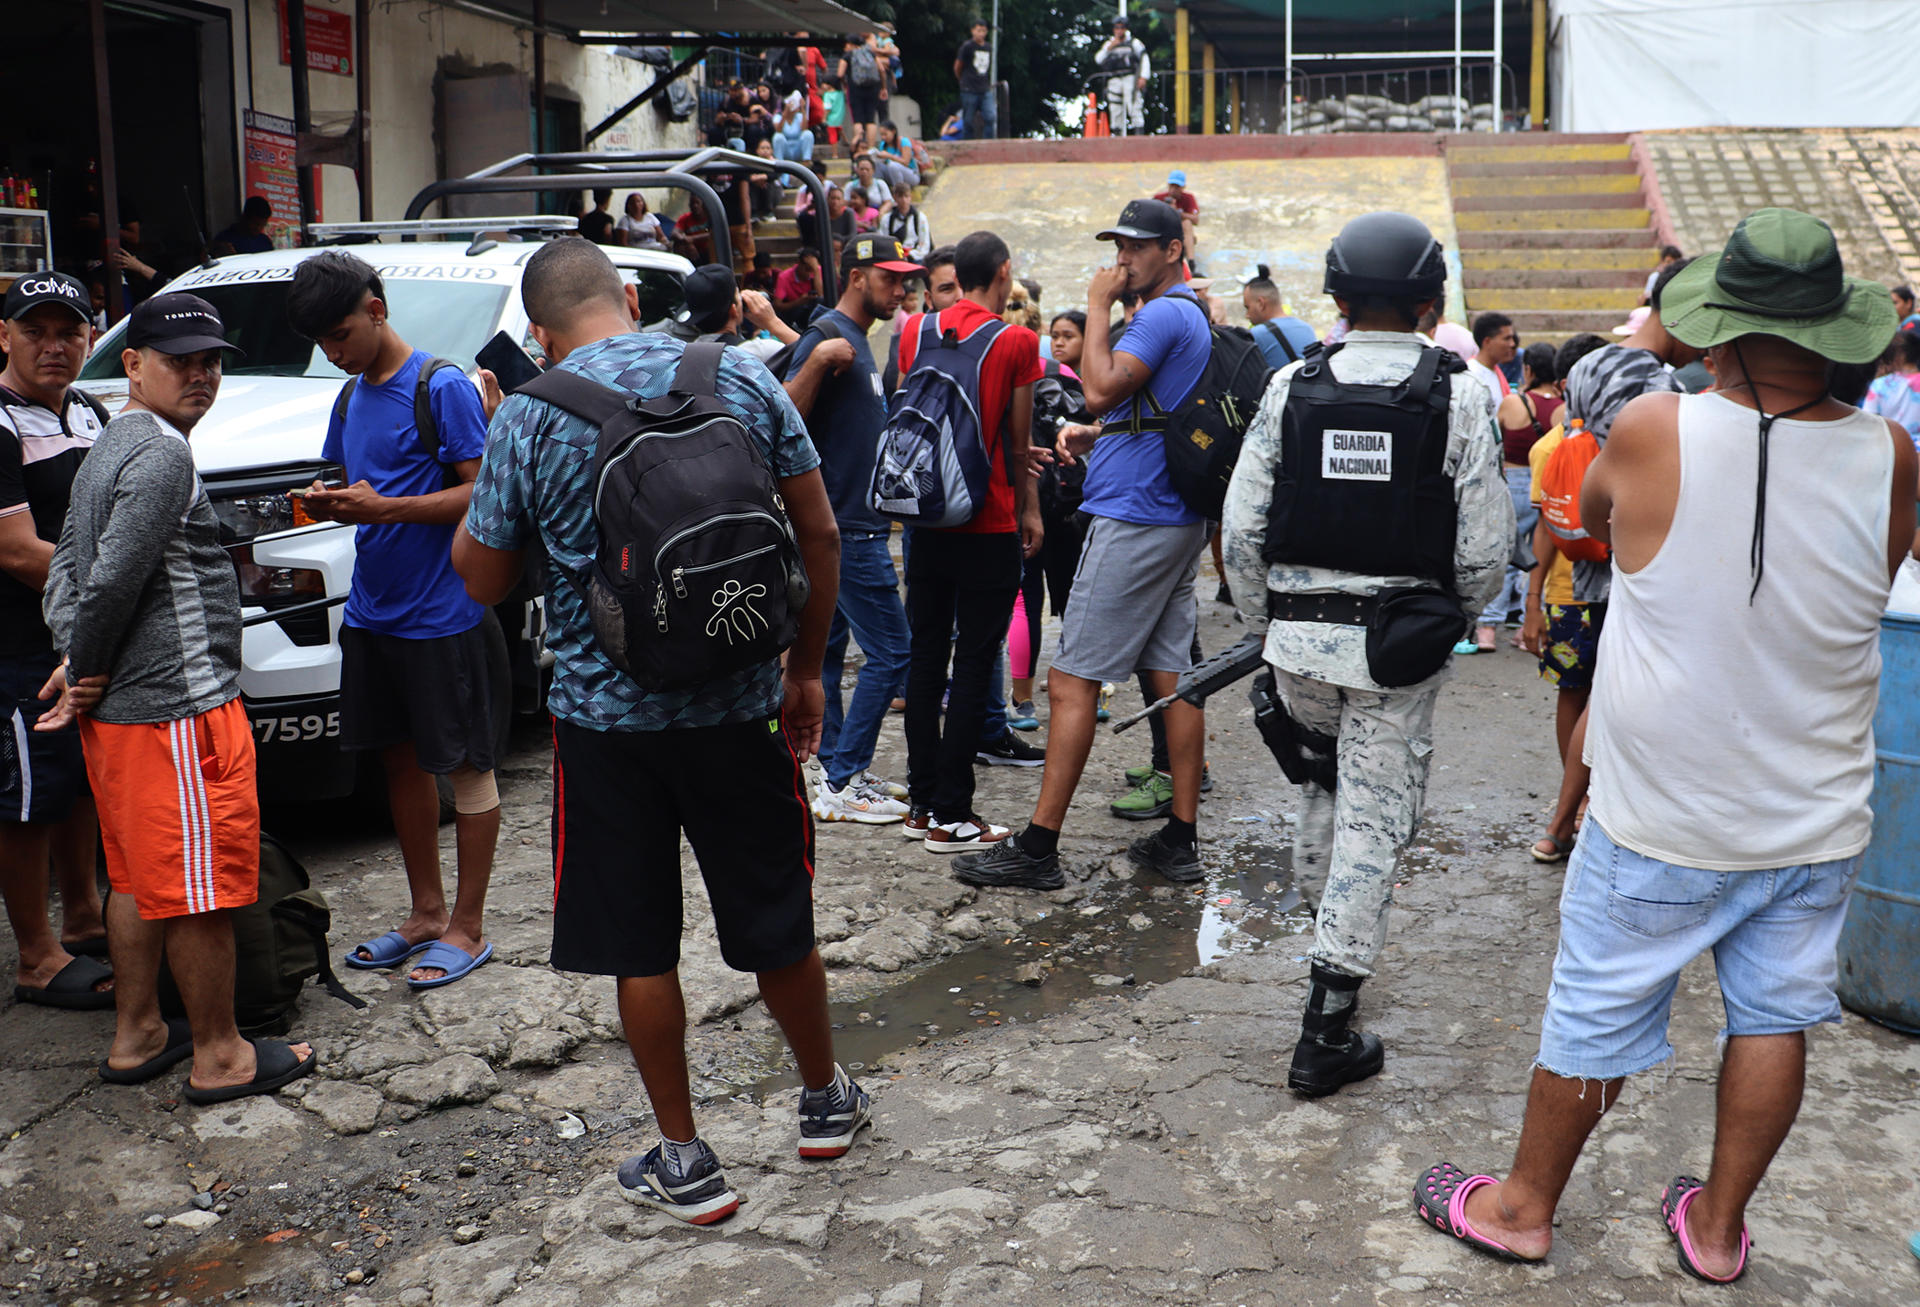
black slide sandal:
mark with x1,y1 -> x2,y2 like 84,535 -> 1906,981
181,1038 -> 316,1106
14,955 -> 114,1010
99,1018 -> 193,1084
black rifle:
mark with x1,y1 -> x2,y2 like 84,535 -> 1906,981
1111,630 -> 1337,793
1109,632 -> 1267,733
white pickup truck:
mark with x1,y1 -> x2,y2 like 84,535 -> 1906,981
73,237 -> 693,802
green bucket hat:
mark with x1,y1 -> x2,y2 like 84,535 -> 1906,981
1659,207 -> 1896,364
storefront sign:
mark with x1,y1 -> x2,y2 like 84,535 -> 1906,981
278,2 -> 353,76
243,110 -> 322,242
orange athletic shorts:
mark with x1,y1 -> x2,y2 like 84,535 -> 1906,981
80,698 -> 260,920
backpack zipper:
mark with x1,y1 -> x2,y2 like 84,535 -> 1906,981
594,416 -> 749,507
652,512 -> 790,633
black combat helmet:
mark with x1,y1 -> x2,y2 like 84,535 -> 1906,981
1323,212 -> 1446,299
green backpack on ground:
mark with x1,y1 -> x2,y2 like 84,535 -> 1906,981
155,833 -> 365,1037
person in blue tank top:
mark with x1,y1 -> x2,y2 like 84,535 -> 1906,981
287,252 -> 500,991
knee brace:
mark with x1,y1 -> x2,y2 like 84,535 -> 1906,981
450,766 -> 500,815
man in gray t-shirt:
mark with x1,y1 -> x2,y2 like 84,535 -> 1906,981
42,293 -> 317,1106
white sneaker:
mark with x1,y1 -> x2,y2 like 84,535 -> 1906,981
858,771 -> 909,800
924,815 -> 1011,853
813,779 -> 908,825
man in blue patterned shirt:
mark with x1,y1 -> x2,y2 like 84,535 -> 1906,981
453,238 -> 867,1226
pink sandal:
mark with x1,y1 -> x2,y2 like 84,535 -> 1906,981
1413,1162 -> 1536,1263
1661,1176 -> 1750,1284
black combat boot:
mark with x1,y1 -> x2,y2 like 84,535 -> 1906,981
1287,963 -> 1385,1098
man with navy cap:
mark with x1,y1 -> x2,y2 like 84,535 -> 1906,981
42,292 -> 318,1103
0,271 -> 113,1011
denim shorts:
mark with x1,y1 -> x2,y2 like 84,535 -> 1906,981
1536,820 -> 1859,1080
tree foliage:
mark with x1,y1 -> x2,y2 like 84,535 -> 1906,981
862,0 -> 1173,137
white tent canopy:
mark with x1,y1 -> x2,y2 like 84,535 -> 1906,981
1550,0 -> 1920,132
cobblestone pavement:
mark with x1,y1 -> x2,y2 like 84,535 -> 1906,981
3,602 -> 1916,1306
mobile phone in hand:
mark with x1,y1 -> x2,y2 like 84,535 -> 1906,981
475,330 -> 543,394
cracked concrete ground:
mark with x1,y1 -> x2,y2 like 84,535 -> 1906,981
3,600 -> 1917,1306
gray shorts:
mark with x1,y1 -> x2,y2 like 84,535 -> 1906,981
1052,516 -> 1208,684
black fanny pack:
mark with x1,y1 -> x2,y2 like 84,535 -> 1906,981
1366,588 -> 1467,687
1268,588 -> 1467,688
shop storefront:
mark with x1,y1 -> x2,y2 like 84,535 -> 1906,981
0,0 -> 696,315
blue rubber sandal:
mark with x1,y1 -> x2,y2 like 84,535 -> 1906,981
344,931 -> 433,971
406,940 -> 494,990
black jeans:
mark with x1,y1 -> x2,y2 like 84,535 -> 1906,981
905,529 -> 1022,822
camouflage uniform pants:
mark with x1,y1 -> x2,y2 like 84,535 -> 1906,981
1275,671 -> 1438,980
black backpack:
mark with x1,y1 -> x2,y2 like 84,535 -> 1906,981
765,311 -> 842,384
515,342 -> 810,691
766,46 -> 803,95
1122,297 -> 1274,521
331,356 -> 463,487
155,834 -> 365,1038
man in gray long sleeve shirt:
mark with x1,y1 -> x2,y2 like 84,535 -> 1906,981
1221,213 -> 1509,1099
40,293 -> 315,1104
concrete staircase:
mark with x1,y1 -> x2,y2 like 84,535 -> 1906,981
1449,135 -> 1657,347
753,138 -> 945,265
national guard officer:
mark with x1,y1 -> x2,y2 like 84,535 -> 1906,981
1220,212 -> 1511,1097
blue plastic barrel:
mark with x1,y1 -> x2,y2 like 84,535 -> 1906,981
1837,611 -> 1920,1033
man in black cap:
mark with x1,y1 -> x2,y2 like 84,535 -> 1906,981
1221,212 -> 1508,1098
780,236 -> 924,826
674,263 -> 797,367
42,293 -> 317,1103
954,199 -> 1211,889
0,271 -> 113,1010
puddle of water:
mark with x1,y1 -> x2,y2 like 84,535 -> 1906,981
73,1229 -> 312,1305
752,834 -> 1311,1094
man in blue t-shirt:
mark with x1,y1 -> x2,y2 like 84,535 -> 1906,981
286,252 -> 500,991
1242,265 -> 1318,369
780,236 -> 924,826
454,237 -> 869,1225
954,198 -> 1213,892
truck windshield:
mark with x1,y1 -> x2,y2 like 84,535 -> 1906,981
79,279 -> 509,380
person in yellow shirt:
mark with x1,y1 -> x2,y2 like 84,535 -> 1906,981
1521,333 -> 1609,862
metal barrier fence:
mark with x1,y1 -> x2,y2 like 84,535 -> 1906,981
1100,61 -> 1522,137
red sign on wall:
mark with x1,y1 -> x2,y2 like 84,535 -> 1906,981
278,2 -> 353,77
243,109 -> 322,242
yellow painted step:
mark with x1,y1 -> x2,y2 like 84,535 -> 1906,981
1462,248 -> 1658,271
1449,144 -> 1632,165
1456,208 -> 1650,232
1464,287 -> 1643,312
1450,174 -> 1642,198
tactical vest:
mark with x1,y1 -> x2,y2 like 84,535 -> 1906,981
1261,342 -> 1461,581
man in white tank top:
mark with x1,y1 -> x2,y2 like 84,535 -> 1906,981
1413,209 -> 1914,1285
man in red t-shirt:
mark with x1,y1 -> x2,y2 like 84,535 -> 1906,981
773,248 -> 824,328
1153,170 -> 1199,263
894,230 -> 1043,854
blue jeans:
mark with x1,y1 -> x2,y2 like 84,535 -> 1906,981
819,533 -> 911,789
774,129 -> 815,164
960,90 -> 996,140
1479,464 -> 1537,625
1536,821 -> 1860,1080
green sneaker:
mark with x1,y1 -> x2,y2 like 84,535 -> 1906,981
1111,770 -> 1174,821
1124,762 -> 1213,793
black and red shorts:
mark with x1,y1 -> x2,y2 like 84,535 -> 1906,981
550,715 -> 816,977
